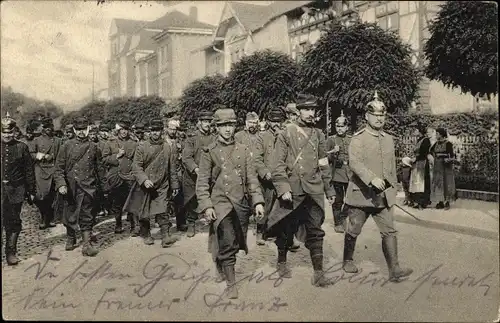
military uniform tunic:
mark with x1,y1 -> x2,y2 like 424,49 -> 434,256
345,127 -> 398,238
31,134 -> 62,200
234,130 -> 260,158
196,138 -> 264,265
2,139 -> 36,233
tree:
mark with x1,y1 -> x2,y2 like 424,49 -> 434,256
179,74 -> 226,122
221,50 -> 299,121
424,1 -> 498,99
299,20 -> 421,131
60,100 -> 107,127
102,96 -> 164,125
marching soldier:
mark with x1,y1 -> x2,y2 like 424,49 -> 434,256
31,117 -> 62,229
123,119 -> 180,247
96,123 -> 111,217
2,113 -> 36,265
234,111 -> 260,157
181,110 -> 216,237
342,91 -> 413,282
22,120 -> 40,149
134,122 -> 146,142
88,125 -> 99,143
13,125 -> 24,141
53,117 -> 102,257
63,124 -> 75,142
101,117 -> 138,234
326,110 -> 352,233
267,94 -> 335,287
284,103 -> 299,125
196,108 -> 265,299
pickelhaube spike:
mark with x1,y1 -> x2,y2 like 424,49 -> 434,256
2,112 -> 17,133
366,90 -> 387,116
335,109 -> 348,126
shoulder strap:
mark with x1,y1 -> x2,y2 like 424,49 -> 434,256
67,143 -> 91,173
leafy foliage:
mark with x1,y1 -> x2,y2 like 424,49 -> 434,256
60,101 -> 107,126
1,86 -> 64,129
299,20 -> 421,130
179,74 -> 226,122
424,1 -> 498,99
221,50 -> 299,121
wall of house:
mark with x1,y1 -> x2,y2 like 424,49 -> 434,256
190,49 -> 207,81
126,55 -> 136,97
206,49 -> 225,76
146,56 -> 158,96
156,36 -> 173,99
170,33 -> 213,98
250,15 -> 290,56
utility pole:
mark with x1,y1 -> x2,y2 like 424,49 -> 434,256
92,63 -> 95,102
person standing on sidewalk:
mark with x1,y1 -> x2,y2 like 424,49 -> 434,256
123,119 -> 180,247
196,108 -> 265,299
54,117 -> 102,257
342,91 -> 413,283
2,113 -> 36,265
181,110 -> 216,237
32,117 -> 62,230
326,110 -> 352,233
101,117 -> 138,234
267,94 -> 335,287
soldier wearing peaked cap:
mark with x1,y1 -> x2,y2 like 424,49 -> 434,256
181,109 -> 216,237
22,119 -> 41,150
326,110 -> 352,233
342,91 -> 413,282
53,116 -> 103,257
284,103 -> 299,125
134,122 -> 146,142
31,116 -> 62,229
1,113 -> 36,265
267,94 -> 335,287
64,124 -> 75,142
196,108 -> 265,299
101,116 -> 138,235
123,119 -> 180,247
234,111 -> 260,157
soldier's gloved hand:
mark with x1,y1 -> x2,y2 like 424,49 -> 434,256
58,186 -> 68,195
205,208 -> 217,221
194,167 -> 199,175
144,180 -> 154,189
281,191 -> 292,202
172,189 -> 179,197
370,178 -> 386,191
264,172 -> 272,180
255,204 -> 265,220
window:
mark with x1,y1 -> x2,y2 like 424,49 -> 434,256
377,12 -> 399,33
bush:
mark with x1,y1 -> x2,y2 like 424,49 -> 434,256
180,74 -> 226,122
455,175 -> 498,193
424,1 -> 498,99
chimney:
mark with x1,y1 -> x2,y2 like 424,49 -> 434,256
189,6 -> 198,21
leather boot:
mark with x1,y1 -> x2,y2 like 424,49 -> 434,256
343,234 -> 358,273
310,253 -> 330,287
223,265 -> 238,299
130,215 -> 138,236
81,231 -> 99,257
277,249 -> 292,278
6,232 -> 20,266
289,237 -> 300,252
382,236 -> 413,282
161,225 -> 178,248
114,214 -> 124,233
215,261 -> 226,282
256,224 -> 265,245
142,221 -> 154,245
65,228 -> 78,251
186,222 -> 196,238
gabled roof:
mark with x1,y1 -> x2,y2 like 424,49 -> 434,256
129,29 -> 159,52
146,10 -> 214,30
113,18 -> 148,34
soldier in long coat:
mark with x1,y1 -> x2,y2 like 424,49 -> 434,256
101,117 -> 138,234
267,94 -> 335,287
342,92 -> 413,283
254,106 -> 285,245
326,111 -> 352,233
31,117 -> 62,229
196,108 -> 265,299
2,114 -> 36,265
54,117 -> 102,257
234,111 -> 260,157
22,120 -> 40,149
134,122 -> 146,142
123,119 -> 180,247
181,110 -> 215,237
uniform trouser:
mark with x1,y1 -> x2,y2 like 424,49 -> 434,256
2,200 -> 23,234
332,182 -> 349,225
217,210 -> 244,267
153,213 -> 172,228
185,197 -> 199,224
345,206 -> 398,238
64,187 -> 95,234
109,180 -> 133,216
172,193 -> 186,227
35,190 -> 56,225
275,195 -> 325,255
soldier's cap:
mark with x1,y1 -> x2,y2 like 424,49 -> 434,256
198,110 -> 214,121
285,103 -> 299,115
73,117 -> 90,130
246,111 -> 259,121
42,117 -> 54,128
296,94 -> 319,110
99,123 -> 110,132
268,107 -> 286,122
64,124 -> 74,131
116,117 -> 131,130
213,108 -> 237,125
366,91 -> 387,116
335,110 -> 348,126
26,120 -> 41,134
1,112 -> 16,134
149,119 -> 164,131
89,125 -> 99,133
135,122 -> 145,133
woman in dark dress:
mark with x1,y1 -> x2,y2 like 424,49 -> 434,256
409,126 -> 432,209
430,127 -> 456,210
